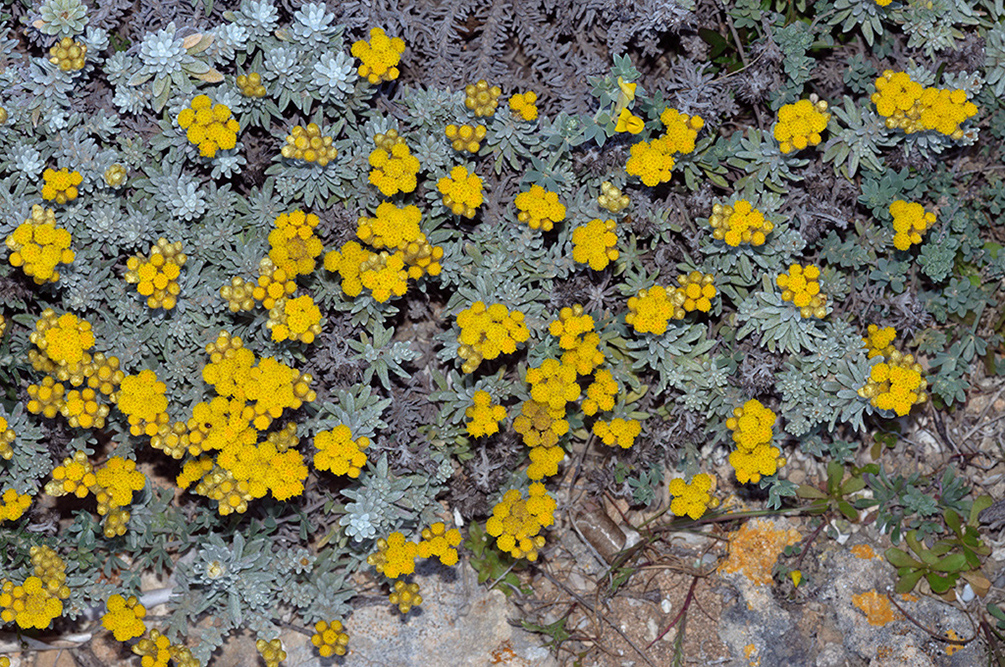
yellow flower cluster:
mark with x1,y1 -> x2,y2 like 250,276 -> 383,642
582,369 -> 617,416
0,488 -> 32,522
312,620 -> 349,658
465,390 -> 506,437
571,218 -> 619,270
465,79 -> 502,117
773,98 -> 830,153
417,522 -> 463,566
281,123 -> 337,166
252,257 -> 297,310
872,71 -> 978,138
486,483 -> 556,561
176,94 -> 240,158
31,309 -> 94,371
130,628 -> 199,667
889,199 -> 936,251
124,238 -> 186,310
437,165 -> 484,218
269,210 -> 323,277
858,342 -> 928,417
455,301 -> 530,373
508,91 -> 538,121
669,473 -> 718,520
5,205 -> 74,283
236,72 -> 266,97
359,251 -> 409,302
863,324 -> 897,359
357,202 -> 422,251
625,272 -> 717,335
527,358 -> 581,412
368,129 -> 421,196
625,109 -> 703,186
709,200 -> 774,247
368,531 -> 419,578
101,594 -> 147,641
60,386 -> 109,429
514,184 -> 566,231
0,417 -> 13,461
42,167 -> 82,204
47,450 -> 96,498
549,304 -> 604,375
48,36 -> 87,71
313,424 -> 369,478
597,181 -> 629,213
267,294 -> 322,344
593,417 -> 641,449
351,27 -> 405,84
0,545 -> 69,630
726,399 -> 784,484
776,264 -> 827,319
94,457 -> 146,511
117,370 -> 169,437
513,399 -> 568,448
324,240 -> 368,297
104,163 -> 127,188
389,580 -> 422,614
445,123 -> 487,153
256,638 -> 287,667
219,276 -> 256,313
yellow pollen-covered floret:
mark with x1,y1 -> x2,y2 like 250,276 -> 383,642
513,399 -> 569,449
268,210 -> 324,277
508,91 -> 538,121
367,129 -> 421,196
465,390 -> 506,437
236,72 -> 267,97
313,424 -> 369,478
116,370 -> 169,437
572,218 -> 619,270
312,620 -> 350,658
593,417 -> 641,449
267,294 -> 322,344
526,358 -> 581,412
625,109 -> 703,186
888,199 -> 936,251
871,70 -> 977,139
514,185 -> 566,232
351,27 -> 405,85
445,123 -> 487,153
857,345 -> 928,417
455,301 -> 530,373
726,399 -> 784,484
101,594 -> 147,641
416,522 -> 463,566
388,580 -> 422,614
709,200 -> 775,247
437,165 -> 484,218
669,473 -> 719,520
48,36 -> 87,71
773,98 -> 830,153
485,483 -> 556,561
177,94 -> 240,158
41,168 -> 83,204
464,79 -> 502,117
776,263 -> 828,318
367,531 -> 419,579
280,123 -> 337,166
582,369 -> 618,416
252,257 -> 298,310
5,205 -> 74,283
124,238 -> 186,310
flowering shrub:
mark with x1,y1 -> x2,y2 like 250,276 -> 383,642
5,206 -> 74,283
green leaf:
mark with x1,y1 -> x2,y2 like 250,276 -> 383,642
970,495 -> 993,525
932,552 -> 967,572
987,602 -> 1005,623
944,509 -> 961,536
796,484 -> 826,499
885,548 -> 920,568
894,569 -> 923,594
926,571 -> 957,594
841,476 -> 865,495
838,500 -> 858,522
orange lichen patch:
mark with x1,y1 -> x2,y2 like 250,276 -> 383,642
718,519 -> 801,585
945,629 -> 963,656
850,544 -> 878,559
852,590 -> 901,627
876,646 -> 893,659
900,592 -> 919,602
490,642 -> 518,664
744,643 -> 760,666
